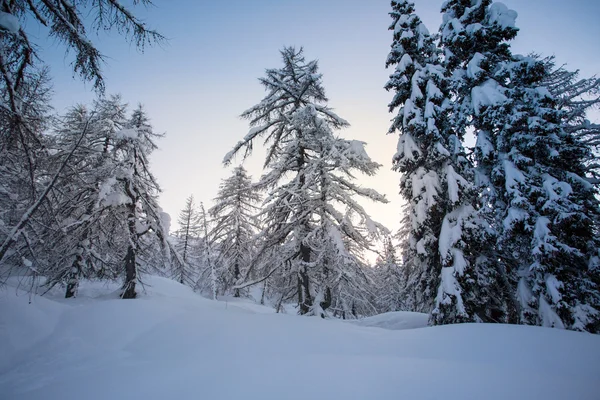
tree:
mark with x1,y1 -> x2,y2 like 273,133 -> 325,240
225,47 -> 387,316
373,235 -> 403,313
44,101 -> 127,297
198,202 -> 217,300
440,0 -> 600,331
0,0 -> 163,288
0,0 -> 163,97
173,195 -> 202,286
209,166 -> 261,297
541,57 -> 600,186
115,104 -> 169,298
386,0 -> 501,324
0,70 -> 53,279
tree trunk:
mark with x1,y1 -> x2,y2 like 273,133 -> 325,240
320,286 -> 332,313
65,254 -> 82,298
298,242 -> 312,314
122,245 -> 137,299
233,261 -> 240,298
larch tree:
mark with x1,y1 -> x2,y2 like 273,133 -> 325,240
225,47 -> 386,316
117,104 -> 170,298
208,166 -> 261,297
173,195 -> 202,286
0,0 -> 163,287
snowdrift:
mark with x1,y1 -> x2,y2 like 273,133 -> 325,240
1,276 -> 599,400
349,310 -> 429,330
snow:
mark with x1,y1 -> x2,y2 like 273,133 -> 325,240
0,11 -> 19,34
396,53 -> 413,74
394,132 -> 421,162
1,276 -> 600,400
539,295 -> 566,329
350,311 -> 428,330
532,216 -> 557,255
545,275 -> 563,304
411,167 -> 439,224
471,79 -> 508,115
445,163 -> 469,204
113,128 -> 138,140
488,2 -> 518,30
503,159 -> 525,195
438,205 -> 474,262
466,53 -> 485,79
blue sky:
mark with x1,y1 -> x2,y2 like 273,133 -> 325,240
30,0 -> 600,234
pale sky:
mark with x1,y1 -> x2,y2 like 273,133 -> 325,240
31,0 -> 600,234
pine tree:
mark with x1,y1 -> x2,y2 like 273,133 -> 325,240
225,47 -> 387,316
386,0 -> 501,324
208,166 -> 261,297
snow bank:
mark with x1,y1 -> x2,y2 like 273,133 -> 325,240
1,276 -> 599,400
349,311 -> 428,330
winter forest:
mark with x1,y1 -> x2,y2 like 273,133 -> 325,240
1,0 -> 600,398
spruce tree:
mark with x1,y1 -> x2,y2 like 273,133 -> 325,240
386,0 -> 500,324
440,1 -> 600,331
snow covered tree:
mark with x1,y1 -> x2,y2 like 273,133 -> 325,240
541,58 -> 600,186
440,1 -> 600,331
225,47 -> 387,316
172,195 -> 202,286
44,102 -> 127,297
208,166 -> 261,297
373,235 -> 403,313
115,104 -> 169,298
499,57 -> 600,331
197,202 -> 217,300
386,0 -> 502,324
0,69 -> 54,276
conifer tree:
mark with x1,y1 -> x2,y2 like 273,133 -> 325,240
173,195 -> 201,286
440,0 -> 600,331
117,104 -> 169,298
209,166 -> 261,297
386,0 -> 501,324
373,235 -> 403,313
226,47 -> 386,315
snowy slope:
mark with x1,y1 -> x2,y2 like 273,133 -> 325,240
1,276 -> 599,400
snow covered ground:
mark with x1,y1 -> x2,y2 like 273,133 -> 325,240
1,276 -> 599,400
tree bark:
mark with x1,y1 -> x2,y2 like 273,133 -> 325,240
122,245 -> 137,299
298,242 -> 312,314
65,254 -> 82,298
122,201 -> 137,299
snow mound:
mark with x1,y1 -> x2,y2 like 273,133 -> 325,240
350,311 -> 429,330
1,276 -> 599,400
